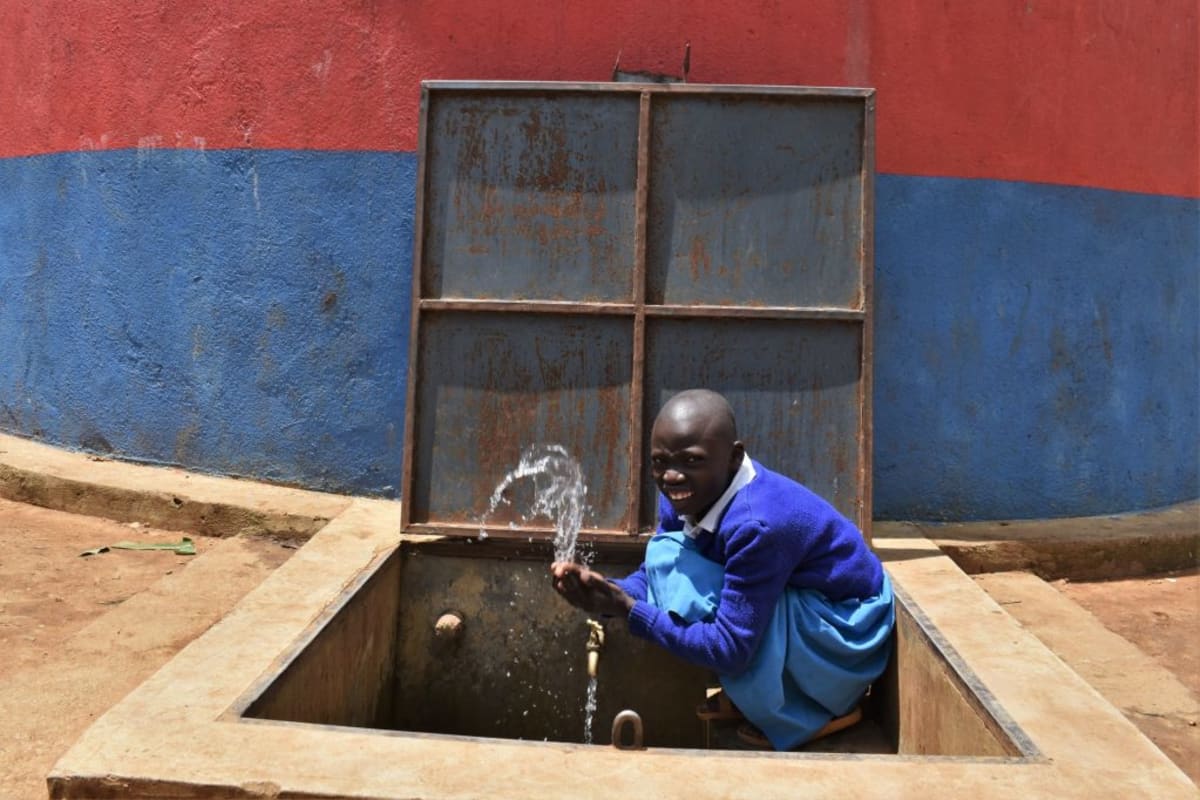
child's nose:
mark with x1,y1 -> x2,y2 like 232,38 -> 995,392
663,469 -> 685,483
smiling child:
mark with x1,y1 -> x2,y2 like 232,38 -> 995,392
550,388 -> 894,750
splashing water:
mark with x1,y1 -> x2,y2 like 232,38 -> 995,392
583,677 -> 598,744
480,443 -> 588,563
482,444 -> 601,743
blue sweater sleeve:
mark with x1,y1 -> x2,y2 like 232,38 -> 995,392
625,519 -> 793,675
612,564 -> 648,602
614,494 -> 675,603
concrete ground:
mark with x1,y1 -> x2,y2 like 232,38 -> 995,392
0,432 -> 1197,797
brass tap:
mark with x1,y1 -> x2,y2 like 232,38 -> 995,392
585,619 -> 605,678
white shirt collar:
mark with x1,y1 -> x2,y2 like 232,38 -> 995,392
682,454 -> 757,538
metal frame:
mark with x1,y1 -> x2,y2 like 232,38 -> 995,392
402,81 -> 875,543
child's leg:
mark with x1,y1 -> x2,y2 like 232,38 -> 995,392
722,573 -> 895,750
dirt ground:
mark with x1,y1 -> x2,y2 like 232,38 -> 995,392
1056,570 -> 1199,698
1055,569 -> 1200,783
0,496 -> 1196,798
0,497 -> 294,800
1,499 -> 215,676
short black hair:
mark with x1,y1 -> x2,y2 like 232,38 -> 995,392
658,389 -> 738,442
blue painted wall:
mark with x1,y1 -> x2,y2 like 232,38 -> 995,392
0,149 -> 415,495
874,176 -> 1199,519
0,151 -> 1196,517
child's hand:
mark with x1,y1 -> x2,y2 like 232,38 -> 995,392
550,562 -> 635,617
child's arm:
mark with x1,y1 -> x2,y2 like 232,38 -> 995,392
612,564 -> 648,602
550,562 -> 636,616
591,492 -> 667,604
625,520 -> 793,674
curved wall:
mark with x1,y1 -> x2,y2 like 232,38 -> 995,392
1,1 -> 1196,517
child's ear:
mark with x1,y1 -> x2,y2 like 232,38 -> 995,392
730,441 -> 745,470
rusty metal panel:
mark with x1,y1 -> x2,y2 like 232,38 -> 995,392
641,318 -> 864,530
646,95 -> 865,309
422,92 -> 640,302
404,82 -> 873,542
409,311 -> 632,530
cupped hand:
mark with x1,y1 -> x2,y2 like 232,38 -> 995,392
550,562 -> 635,617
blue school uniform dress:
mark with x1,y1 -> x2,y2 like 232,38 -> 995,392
614,457 -> 894,751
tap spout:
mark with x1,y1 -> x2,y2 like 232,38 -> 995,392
585,619 -> 605,678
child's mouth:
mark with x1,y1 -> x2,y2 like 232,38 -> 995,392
667,489 -> 693,503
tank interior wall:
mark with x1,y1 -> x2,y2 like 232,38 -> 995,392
242,545 -> 1023,757
243,550 -> 401,728
890,597 -> 1018,757
392,545 -> 713,747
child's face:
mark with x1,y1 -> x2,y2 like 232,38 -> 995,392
650,412 -> 743,519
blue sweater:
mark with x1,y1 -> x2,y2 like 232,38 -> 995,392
615,461 -> 884,675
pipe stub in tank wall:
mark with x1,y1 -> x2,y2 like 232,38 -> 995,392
433,611 -> 464,640
611,709 -> 644,751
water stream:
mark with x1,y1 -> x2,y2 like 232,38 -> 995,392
583,677 -> 598,745
481,444 -> 600,743
480,443 -> 588,563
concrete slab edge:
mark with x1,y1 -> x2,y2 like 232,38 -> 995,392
0,432 -> 352,540
973,572 -> 1200,718
934,532 -> 1199,581
46,510 -> 1199,798
877,501 -> 1200,580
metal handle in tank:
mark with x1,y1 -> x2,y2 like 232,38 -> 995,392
611,709 -> 644,751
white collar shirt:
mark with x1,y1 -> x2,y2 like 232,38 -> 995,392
681,455 -> 757,539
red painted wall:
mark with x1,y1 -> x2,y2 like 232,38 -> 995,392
2,0 -> 1196,196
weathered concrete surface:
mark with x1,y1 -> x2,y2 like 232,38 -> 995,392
240,547 -> 1033,756
48,505 -> 1198,798
243,546 -> 402,730
877,501 -> 1200,581
878,534 -> 1199,797
976,571 -> 1200,784
888,592 -> 1016,757
0,432 -> 350,539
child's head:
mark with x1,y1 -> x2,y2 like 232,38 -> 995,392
650,389 -> 745,519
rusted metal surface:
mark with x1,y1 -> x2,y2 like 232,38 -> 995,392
859,95 -> 877,538
401,89 -> 434,533
421,81 -> 873,100
640,318 -> 864,529
646,95 -> 865,309
645,304 -> 863,320
409,311 -> 631,529
423,91 -> 640,303
403,82 -> 874,539
625,91 -> 651,534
